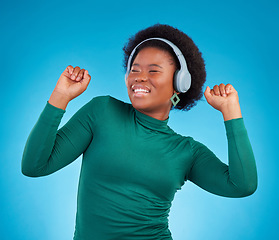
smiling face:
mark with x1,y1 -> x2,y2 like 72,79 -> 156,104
126,47 -> 177,120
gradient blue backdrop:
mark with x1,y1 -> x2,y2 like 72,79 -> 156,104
1,0 -> 278,239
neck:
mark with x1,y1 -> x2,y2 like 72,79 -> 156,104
136,107 -> 171,121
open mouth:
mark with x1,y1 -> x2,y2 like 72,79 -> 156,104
134,88 -> 150,93
132,84 -> 151,96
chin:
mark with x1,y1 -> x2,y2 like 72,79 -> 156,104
131,101 -> 151,112
128,94 -> 148,108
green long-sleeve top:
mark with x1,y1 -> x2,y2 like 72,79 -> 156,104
22,96 -> 257,240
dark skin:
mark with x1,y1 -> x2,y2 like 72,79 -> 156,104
125,47 -> 177,120
49,47 -> 242,121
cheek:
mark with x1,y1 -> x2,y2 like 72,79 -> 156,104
159,76 -> 174,93
125,75 -> 133,89
125,76 -> 129,88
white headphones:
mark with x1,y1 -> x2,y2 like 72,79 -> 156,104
125,37 -> 191,93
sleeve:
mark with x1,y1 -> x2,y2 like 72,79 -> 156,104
188,118 -> 257,198
21,99 -> 97,177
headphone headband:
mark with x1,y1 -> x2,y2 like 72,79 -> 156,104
125,37 -> 191,93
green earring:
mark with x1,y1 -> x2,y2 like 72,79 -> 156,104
170,92 -> 180,107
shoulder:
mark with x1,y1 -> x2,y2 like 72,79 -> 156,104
169,130 -> 210,155
166,129 -> 195,148
87,95 -> 130,108
84,95 -> 133,120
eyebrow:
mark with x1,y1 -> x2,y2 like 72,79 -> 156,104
132,63 -> 163,68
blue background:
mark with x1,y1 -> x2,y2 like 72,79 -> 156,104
1,0 -> 278,239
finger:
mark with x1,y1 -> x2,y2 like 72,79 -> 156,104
219,83 -> 226,97
204,86 -> 212,102
63,65 -> 73,78
204,86 -> 210,97
82,70 -> 91,89
213,85 -> 221,96
71,66 -> 81,80
67,65 -> 74,74
225,84 -> 234,94
76,69 -> 85,82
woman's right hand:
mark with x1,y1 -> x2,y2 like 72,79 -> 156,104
49,65 -> 91,110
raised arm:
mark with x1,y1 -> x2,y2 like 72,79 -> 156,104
49,65 -> 91,110
188,84 -> 257,197
22,66 -> 92,177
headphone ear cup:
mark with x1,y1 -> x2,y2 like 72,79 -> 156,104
175,69 -> 191,93
173,70 -> 179,92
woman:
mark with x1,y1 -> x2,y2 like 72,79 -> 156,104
22,24 -> 257,240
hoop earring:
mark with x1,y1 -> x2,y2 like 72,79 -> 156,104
170,92 -> 180,107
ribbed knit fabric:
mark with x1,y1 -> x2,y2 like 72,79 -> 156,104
22,96 -> 257,240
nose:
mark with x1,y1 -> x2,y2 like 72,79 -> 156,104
135,77 -> 147,82
135,71 -> 148,82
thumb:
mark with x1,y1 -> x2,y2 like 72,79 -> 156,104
204,86 -> 212,103
82,70 -> 91,87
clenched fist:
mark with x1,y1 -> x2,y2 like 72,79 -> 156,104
204,83 -> 242,121
49,65 -> 91,110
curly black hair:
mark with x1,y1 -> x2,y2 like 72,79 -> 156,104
123,23 -> 206,111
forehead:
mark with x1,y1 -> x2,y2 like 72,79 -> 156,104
133,47 -> 175,64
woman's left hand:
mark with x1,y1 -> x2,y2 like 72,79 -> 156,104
204,83 -> 242,121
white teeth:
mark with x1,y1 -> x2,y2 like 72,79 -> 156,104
134,88 -> 149,93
